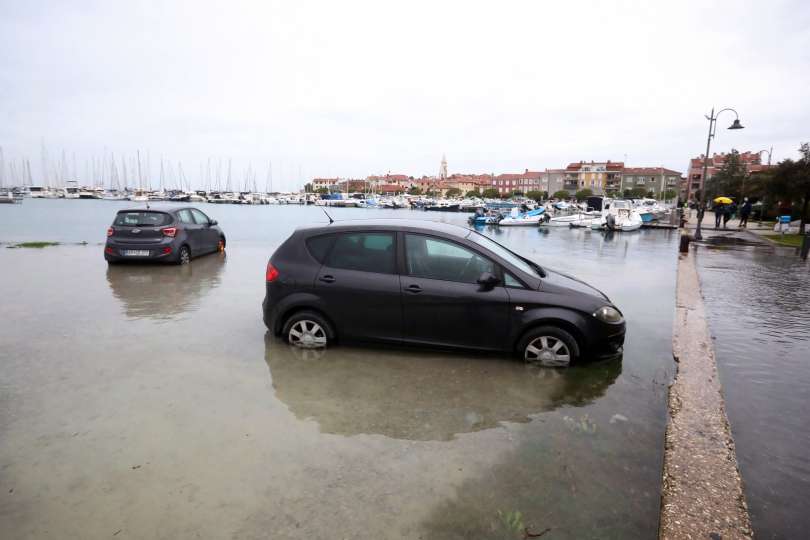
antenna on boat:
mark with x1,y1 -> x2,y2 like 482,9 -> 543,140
321,208 -> 334,224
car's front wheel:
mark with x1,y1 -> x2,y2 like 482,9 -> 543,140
282,311 -> 333,349
518,325 -> 580,367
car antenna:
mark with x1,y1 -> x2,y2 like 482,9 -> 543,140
321,208 -> 334,224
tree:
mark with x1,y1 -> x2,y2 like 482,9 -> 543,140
482,188 -> 500,199
707,149 -> 746,200
552,190 -> 569,200
445,187 -> 462,198
766,142 -> 810,233
315,187 -> 329,194
575,188 -> 593,201
622,189 -> 632,198
526,190 -> 546,201
646,190 -> 655,199
629,187 -> 648,199
465,189 -> 481,198
662,189 -> 678,202
407,186 -> 423,195
511,190 -> 524,198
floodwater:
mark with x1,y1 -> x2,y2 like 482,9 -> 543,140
1,200 -> 677,539
696,239 -> 810,540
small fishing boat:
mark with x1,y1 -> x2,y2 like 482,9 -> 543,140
498,207 -> 545,226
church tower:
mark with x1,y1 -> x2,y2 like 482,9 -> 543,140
440,154 -> 448,180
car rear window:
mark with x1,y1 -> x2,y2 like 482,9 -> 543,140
306,234 -> 335,263
114,211 -> 172,227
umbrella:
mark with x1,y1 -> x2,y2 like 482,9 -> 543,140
713,196 -> 733,204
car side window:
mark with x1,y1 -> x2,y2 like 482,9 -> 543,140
405,234 -> 495,284
325,233 -> 395,274
503,272 -> 524,288
306,234 -> 335,263
177,209 -> 195,225
190,209 -> 210,225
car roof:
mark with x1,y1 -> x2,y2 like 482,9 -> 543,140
117,206 -> 194,213
296,218 -> 472,239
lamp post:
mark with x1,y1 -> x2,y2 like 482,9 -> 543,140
694,107 -> 745,241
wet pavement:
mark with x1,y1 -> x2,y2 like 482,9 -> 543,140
695,240 -> 810,540
1,200 -> 678,539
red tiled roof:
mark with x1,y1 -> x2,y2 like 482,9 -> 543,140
623,167 -> 682,175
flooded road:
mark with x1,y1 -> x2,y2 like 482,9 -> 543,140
696,241 -> 810,540
1,200 -> 677,538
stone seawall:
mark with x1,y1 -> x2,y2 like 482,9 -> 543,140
659,249 -> 753,539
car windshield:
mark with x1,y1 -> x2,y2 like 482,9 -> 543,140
114,211 -> 172,227
466,231 -> 543,278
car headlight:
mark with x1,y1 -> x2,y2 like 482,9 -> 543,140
593,306 -> 623,324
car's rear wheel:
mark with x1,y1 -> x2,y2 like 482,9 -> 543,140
178,245 -> 191,265
518,325 -> 580,367
282,311 -> 333,349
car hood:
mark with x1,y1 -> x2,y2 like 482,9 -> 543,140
540,268 -> 610,302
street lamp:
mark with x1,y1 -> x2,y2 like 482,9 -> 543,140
694,107 -> 745,241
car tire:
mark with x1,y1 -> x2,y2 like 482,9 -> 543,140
282,310 -> 333,349
518,325 -> 580,367
177,245 -> 191,265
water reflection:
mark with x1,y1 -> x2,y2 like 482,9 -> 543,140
105,254 -> 226,319
264,335 -> 621,441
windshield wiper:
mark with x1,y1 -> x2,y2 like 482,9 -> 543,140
523,257 -> 547,278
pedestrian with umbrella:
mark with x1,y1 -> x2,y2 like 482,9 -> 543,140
714,196 -> 733,228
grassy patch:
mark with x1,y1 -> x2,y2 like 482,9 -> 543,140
762,234 -> 805,247
7,241 -> 61,249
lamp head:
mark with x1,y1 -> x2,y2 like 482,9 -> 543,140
728,119 -> 744,130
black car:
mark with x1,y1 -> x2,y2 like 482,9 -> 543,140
104,207 -> 225,265
263,219 -> 625,366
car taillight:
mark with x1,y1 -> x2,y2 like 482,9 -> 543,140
266,262 -> 279,282
162,227 -> 177,237
107,227 -> 114,237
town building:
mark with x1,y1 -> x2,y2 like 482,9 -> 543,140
621,167 -> 681,197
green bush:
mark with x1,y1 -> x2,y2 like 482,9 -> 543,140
575,188 -> 593,201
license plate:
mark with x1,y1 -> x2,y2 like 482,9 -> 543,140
122,249 -> 150,257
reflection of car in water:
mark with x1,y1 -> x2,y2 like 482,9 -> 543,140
106,253 -> 226,319
264,334 -> 621,441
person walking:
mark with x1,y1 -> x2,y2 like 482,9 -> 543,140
714,203 -> 724,228
739,198 -> 752,228
722,204 -> 732,228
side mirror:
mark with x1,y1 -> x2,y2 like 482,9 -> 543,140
477,272 -> 500,288
210,219 -> 218,226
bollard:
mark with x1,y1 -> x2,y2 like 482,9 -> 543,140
679,233 -> 691,253
801,232 -> 810,260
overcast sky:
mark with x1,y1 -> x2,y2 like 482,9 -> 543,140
1,0 -> 808,190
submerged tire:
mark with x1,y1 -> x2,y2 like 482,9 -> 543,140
177,245 -> 191,265
282,310 -> 334,349
518,325 -> 580,367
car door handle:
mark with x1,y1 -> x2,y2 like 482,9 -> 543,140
319,275 -> 335,283
405,284 -> 422,293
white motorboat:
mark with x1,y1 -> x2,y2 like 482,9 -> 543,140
591,200 -> 643,231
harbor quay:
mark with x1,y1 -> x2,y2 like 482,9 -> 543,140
0,200 -> 807,539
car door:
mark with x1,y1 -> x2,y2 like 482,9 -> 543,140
400,233 -> 511,350
190,208 -> 217,253
176,209 -> 200,252
314,231 -> 402,342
